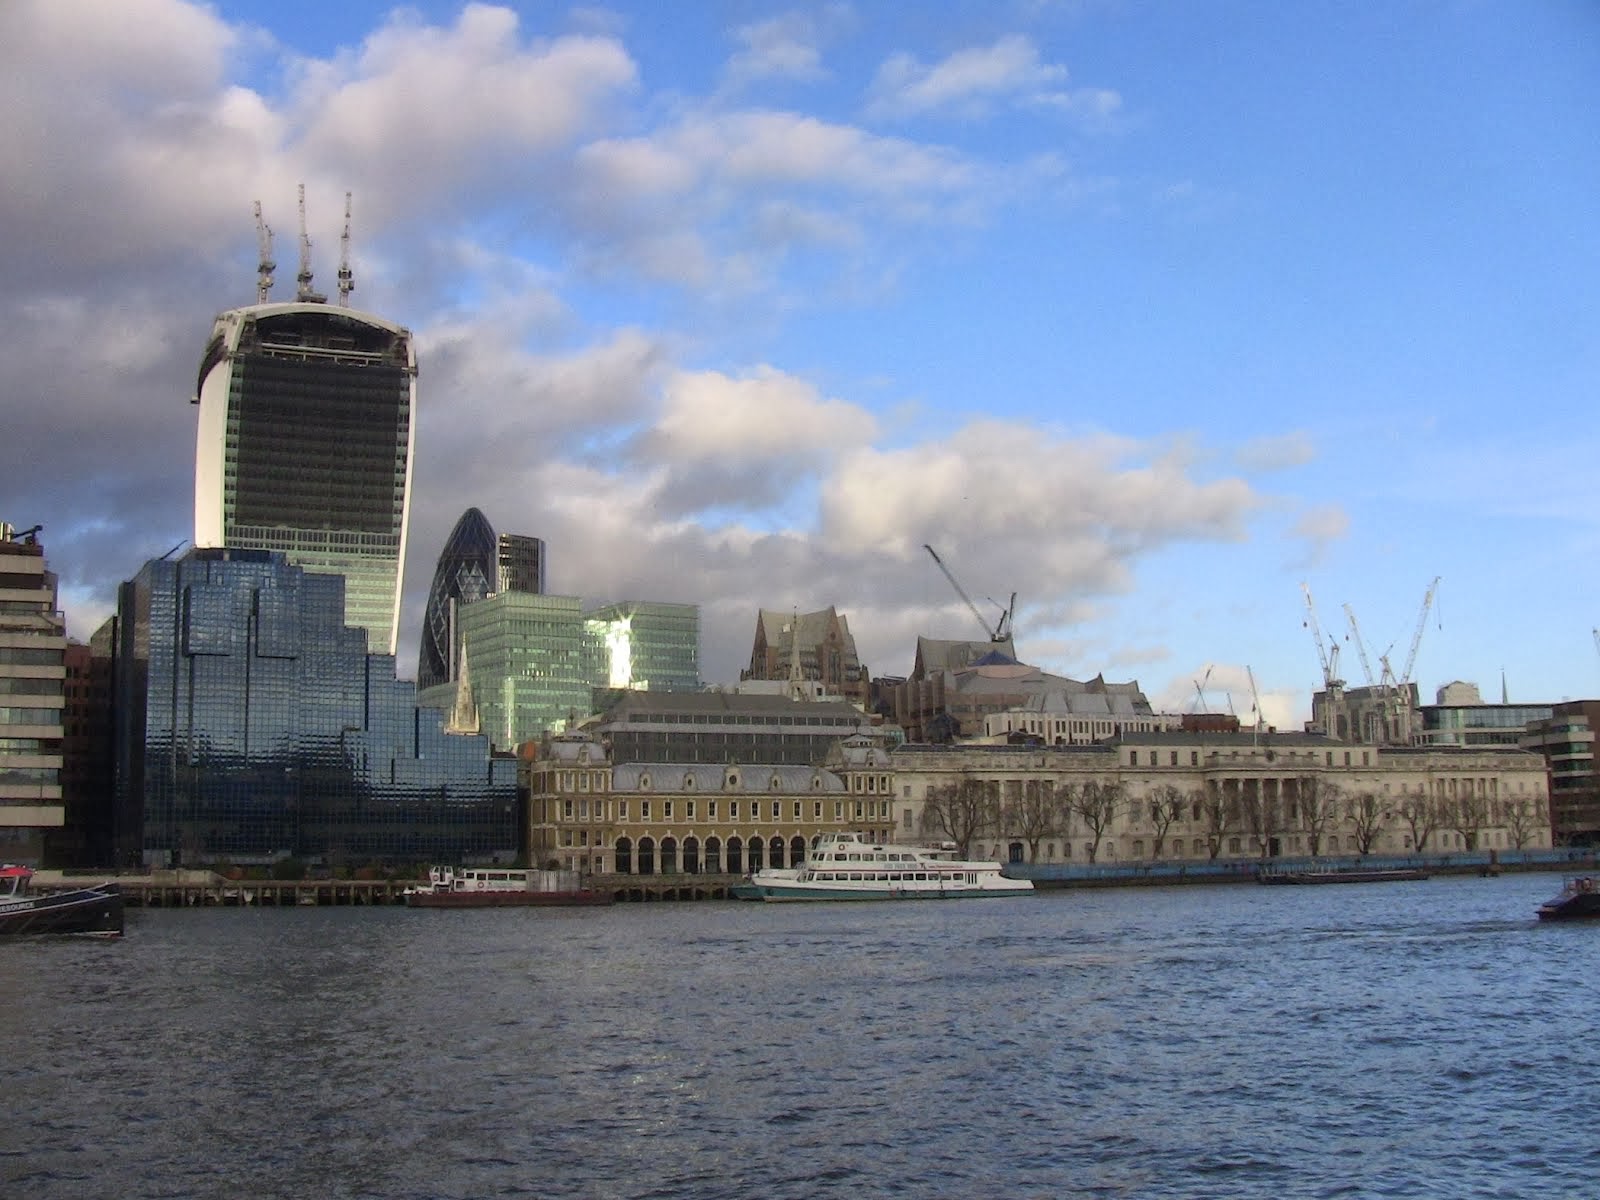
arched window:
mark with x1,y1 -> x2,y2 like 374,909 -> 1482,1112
705,837 -> 722,874
748,838 -> 764,871
683,836 -> 700,874
726,836 -> 742,875
661,836 -> 679,874
637,837 -> 656,875
1008,842 -> 1024,863
769,835 -> 786,869
770,775 -> 781,791
640,773 -> 651,790
614,837 -> 633,874
790,835 -> 807,865
683,774 -> 695,789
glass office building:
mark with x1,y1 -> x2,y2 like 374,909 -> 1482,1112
112,548 -> 517,868
497,533 -> 546,595
193,302 -> 417,656
584,602 -> 701,693
454,592 -> 594,751
418,507 -> 498,692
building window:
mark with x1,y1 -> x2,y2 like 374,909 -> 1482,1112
771,800 -> 780,820
793,800 -> 802,819
730,800 -> 739,820
834,800 -> 843,820
665,801 -> 674,820
813,800 -> 822,819
642,800 -> 651,820
687,800 -> 696,820
619,800 -> 629,821
709,800 -> 717,820
562,799 -> 573,820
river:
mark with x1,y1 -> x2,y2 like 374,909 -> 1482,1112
4,871 -> 1597,1199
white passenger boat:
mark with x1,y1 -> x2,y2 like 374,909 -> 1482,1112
731,831 -> 1033,902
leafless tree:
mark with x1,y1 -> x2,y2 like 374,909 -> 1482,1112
1447,790 -> 1490,852
1072,780 -> 1123,863
1297,776 -> 1341,857
1146,784 -> 1185,860
1349,791 -> 1386,856
1201,781 -> 1232,860
1239,780 -> 1284,861
1396,789 -> 1440,852
1503,793 -> 1549,850
920,777 -> 999,859
1004,778 -> 1070,862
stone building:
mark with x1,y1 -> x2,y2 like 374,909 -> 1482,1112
887,730 -> 1552,865
524,733 -> 895,877
742,607 -> 869,707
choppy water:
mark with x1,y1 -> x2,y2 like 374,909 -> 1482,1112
3,872 -> 1597,1199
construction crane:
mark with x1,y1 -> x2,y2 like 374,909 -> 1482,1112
1192,665 -> 1213,713
294,183 -> 326,303
923,544 -> 1013,643
1301,583 -> 1342,691
1397,576 -> 1441,689
253,200 -> 275,303
336,191 -> 354,307
1342,603 -> 1377,688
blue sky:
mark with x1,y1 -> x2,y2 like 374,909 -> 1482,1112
2,0 -> 1596,724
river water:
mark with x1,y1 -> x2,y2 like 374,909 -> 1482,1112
3,872 -> 1597,1199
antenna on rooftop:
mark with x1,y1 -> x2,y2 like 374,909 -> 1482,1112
337,191 -> 354,307
253,201 -> 275,303
295,183 -> 326,303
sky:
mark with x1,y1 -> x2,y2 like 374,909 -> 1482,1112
3,0 -> 1597,729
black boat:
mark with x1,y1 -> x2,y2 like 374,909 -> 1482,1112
1536,875 -> 1600,922
0,865 -> 124,937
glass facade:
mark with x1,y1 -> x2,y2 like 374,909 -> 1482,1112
418,508 -> 497,691
455,593 -> 593,751
1419,703 -> 1554,747
114,548 -> 518,868
496,533 -> 546,595
584,601 -> 701,692
196,304 -> 415,656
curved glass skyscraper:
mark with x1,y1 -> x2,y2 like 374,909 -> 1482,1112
418,507 -> 498,691
193,302 -> 416,656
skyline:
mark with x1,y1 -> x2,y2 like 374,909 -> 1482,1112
2,0 -> 1597,726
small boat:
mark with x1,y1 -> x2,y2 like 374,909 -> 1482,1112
405,866 -> 612,908
0,865 -> 124,937
1257,864 -> 1429,885
732,831 -> 1034,902
1536,875 -> 1600,921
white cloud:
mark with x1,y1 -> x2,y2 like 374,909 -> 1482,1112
723,12 -> 828,88
1236,431 -> 1316,472
1289,504 -> 1350,565
867,34 -> 1118,124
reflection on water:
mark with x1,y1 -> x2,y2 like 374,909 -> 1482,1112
4,873 -> 1599,1199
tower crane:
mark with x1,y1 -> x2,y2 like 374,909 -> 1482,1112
253,200 -> 274,304
923,544 -> 1014,643
295,183 -> 326,303
1342,603 -> 1377,687
1300,583 -> 1342,691
1192,665 -> 1213,714
1397,576 -> 1441,689
336,191 -> 354,307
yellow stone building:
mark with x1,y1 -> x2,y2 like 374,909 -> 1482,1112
524,733 -> 897,877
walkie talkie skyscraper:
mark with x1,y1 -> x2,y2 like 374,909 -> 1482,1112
192,190 -> 416,655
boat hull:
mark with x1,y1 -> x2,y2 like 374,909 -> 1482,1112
407,889 -> 612,908
1537,878 -> 1600,921
731,880 -> 1033,902
1258,869 -> 1430,885
0,885 -> 124,937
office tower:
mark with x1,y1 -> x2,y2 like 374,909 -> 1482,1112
454,592 -> 593,751
192,193 -> 416,655
111,547 -> 518,867
418,508 -> 498,692
0,523 -> 65,865
585,601 -> 700,693
496,533 -> 546,594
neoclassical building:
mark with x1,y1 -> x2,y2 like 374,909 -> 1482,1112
890,730 -> 1552,864
524,733 -> 896,876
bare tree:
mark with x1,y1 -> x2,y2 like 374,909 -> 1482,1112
920,778 -> 998,859
1004,778 -> 1069,862
1146,784 -> 1185,860
1201,781 -> 1232,860
1503,793 -> 1549,850
1296,776 -> 1341,857
1447,790 -> 1489,851
1072,780 -> 1123,863
1349,791 -> 1386,856
1396,789 -> 1439,853
1238,780 -> 1284,861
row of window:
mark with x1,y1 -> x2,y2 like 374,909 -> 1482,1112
556,796 -> 895,823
